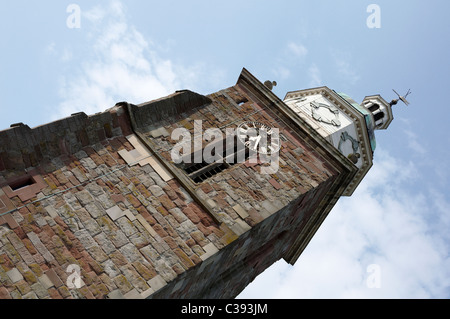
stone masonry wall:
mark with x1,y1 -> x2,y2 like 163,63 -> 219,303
0,105 -> 131,174
0,133 -> 233,299
138,84 -> 342,298
151,175 -> 337,298
0,71 -> 347,299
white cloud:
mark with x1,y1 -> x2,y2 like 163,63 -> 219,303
332,50 -> 360,85
45,42 -> 57,55
273,66 -> 291,81
54,0 -> 210,119
308,63 -> 322,87
287,42 -> 308,59
60,48 -> 73,63
403,129 -> 426,156
239,149 -> 450,299
83,4 -> 106,23
44,42 -> 73,63
271,42 -> 308,81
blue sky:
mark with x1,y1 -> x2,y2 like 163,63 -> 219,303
1,1 -> 449,298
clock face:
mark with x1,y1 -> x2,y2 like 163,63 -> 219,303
237,121 -> 281,155
310,101 -> 341,127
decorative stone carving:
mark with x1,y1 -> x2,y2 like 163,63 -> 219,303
310,101 -> 341,127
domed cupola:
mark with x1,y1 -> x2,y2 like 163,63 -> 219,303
362,95 -> 393,130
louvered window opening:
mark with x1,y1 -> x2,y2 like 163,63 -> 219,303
181,137 -> 250,184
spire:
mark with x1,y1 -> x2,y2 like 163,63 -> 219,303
362,89 -> 411,131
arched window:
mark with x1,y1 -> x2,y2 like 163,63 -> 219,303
368,103 -> 380,113
374,112 -> 384,122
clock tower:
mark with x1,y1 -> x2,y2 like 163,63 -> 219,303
0,68 -> 402,299
283,88 -> 394,196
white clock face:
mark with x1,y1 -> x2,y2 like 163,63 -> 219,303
237,121 -> 281,155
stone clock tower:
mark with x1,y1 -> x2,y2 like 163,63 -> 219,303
0,68 -> 399,299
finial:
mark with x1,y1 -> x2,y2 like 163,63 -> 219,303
264,80 -> 277,91
390,89 -> 411,106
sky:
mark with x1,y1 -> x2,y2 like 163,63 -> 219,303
1,0 -> 449,299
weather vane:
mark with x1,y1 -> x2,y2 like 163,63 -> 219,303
390,89 -> 412,107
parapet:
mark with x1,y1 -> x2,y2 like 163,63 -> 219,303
0,90 -> 211,173
129,90 -> 212,130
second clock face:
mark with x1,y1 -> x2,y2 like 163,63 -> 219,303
237,121 -> 281,155
310,101 -> 341,127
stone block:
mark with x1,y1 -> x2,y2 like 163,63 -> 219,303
206,199 -> 217,208
268,178 -> 283,190
200,243 -> 219,261
22,291 -> 38,299
124,288 -> 144,299
149,185 -> 165,197
0,287 -> 11,299
229,218 -> 251,236
44,269 -> 64,288
107,289 -> 125,299
74,229 -> 97,249
140,287 -> 155,299
136,215 -> 158,238
27,232 -> 54,262
38,274 -> 54,289
87,245 -> 109,263
31,282 -> 50,298
139,157 -> 173,182
126,134 -> 150,156
94,233 -> 116,255
102,260 -> 119,279
173,248 -> 195,270
116,216 -> 138,237
118,149 -> 135,166
106,205 -> 125,221
108,229 -> 129,249
113,275 -> 133,294
150,127 -> 170,138
119,243 -> 142,263
3,214 -> 19,229
148,275 -> 166,293
6,268 -> 23,283
232,204 -> 249,219
124,209 -> 136,221
85,202 -> 105,219
129,149 -> 143,162
261,200 -> 280,215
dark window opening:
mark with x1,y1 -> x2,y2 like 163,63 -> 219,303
184,161 -> 211,174
9,175 -> 36,191
368,103 -> 380,113
237,98 -> 248,107
192,163 -> 229,183
374,112 -> 385,122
